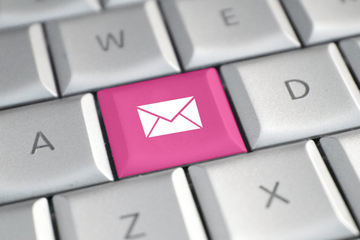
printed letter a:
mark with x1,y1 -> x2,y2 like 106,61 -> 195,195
31,131 -> 55,154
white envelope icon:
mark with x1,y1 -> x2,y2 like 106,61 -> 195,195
137,96 -> 203,138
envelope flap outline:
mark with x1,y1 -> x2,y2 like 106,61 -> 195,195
137,96 -> 193,121
137,109 -> 159,137
180,99 -> 202,127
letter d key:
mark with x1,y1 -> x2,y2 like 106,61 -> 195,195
221,43 -> 360,149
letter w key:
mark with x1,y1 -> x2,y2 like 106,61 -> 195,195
96,30 -> 124,51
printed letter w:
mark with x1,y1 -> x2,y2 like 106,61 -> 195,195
96,30 -> 124,51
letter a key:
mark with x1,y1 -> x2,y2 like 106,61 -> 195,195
0,94 -> 113,204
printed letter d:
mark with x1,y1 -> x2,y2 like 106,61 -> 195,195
285,79 -> 310,100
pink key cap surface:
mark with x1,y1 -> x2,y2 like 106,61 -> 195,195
98,68 -> 247,178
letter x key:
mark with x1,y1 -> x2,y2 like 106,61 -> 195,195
259,182 -> 289,208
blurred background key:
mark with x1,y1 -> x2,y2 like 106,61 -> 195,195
0,0 -> 101,29
0,23 -> 57,110
282,0 -> 360,45
101,0 -> 145,8
321,129 -> 360,228
340,36 -> 360,85
0,198 -> 55,240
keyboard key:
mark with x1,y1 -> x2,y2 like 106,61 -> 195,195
0,198 -> 55,240
282,0 -> 360,45
102,0 -> 145,8
0,24 -> 57,110
98,68 -> 247,178
0,94 -> 113,204
0,0 -> 100,29
189,141 -> 359,239
54,168 -> 207,240
320,129 -> 360,227
340,36 -> 360,84
160,0 -> 299,70
47,0 -> 180,96
221,43 -> 360,150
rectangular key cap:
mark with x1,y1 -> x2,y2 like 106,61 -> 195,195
53,168 -> 207,240
221,43 -> 360,149
282,0 -> 360,45
189,141 -> 359,239
161,0 -> 299,70
98,68 -> 246,178
321,129 -> 360,227
0,0 -> 100,29
47,0 -> 180,96
0,198 -> 55,240
0,24 -> 57,110
0,94 -> 113,204
340,36 -> 360,84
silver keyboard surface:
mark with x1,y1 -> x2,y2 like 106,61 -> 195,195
1,0 -> 360,239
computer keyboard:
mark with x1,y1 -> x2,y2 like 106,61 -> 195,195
1,0 -> 360,239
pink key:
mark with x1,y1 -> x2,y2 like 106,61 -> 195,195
98,68 -> 247,178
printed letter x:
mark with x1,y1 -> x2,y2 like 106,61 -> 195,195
259,182 -> 289,208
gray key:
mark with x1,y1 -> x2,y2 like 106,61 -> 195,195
0,94 -> 113,204
282,0 -> 360,45
221,43 -> 360,150
160,0 -> 299,70
340,36 -> 360,85
0,0 -> 100,29
102,0 -> 145,8
321,129 -> 360,227
189,141 -> 359,240
53,168 -> 207,240
47,0 -> 180,96
0,198 -> 55,240
0,24 -> 57,110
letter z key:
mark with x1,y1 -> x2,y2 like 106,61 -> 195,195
221,43 -> 360,150
53,168 -> 207,240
